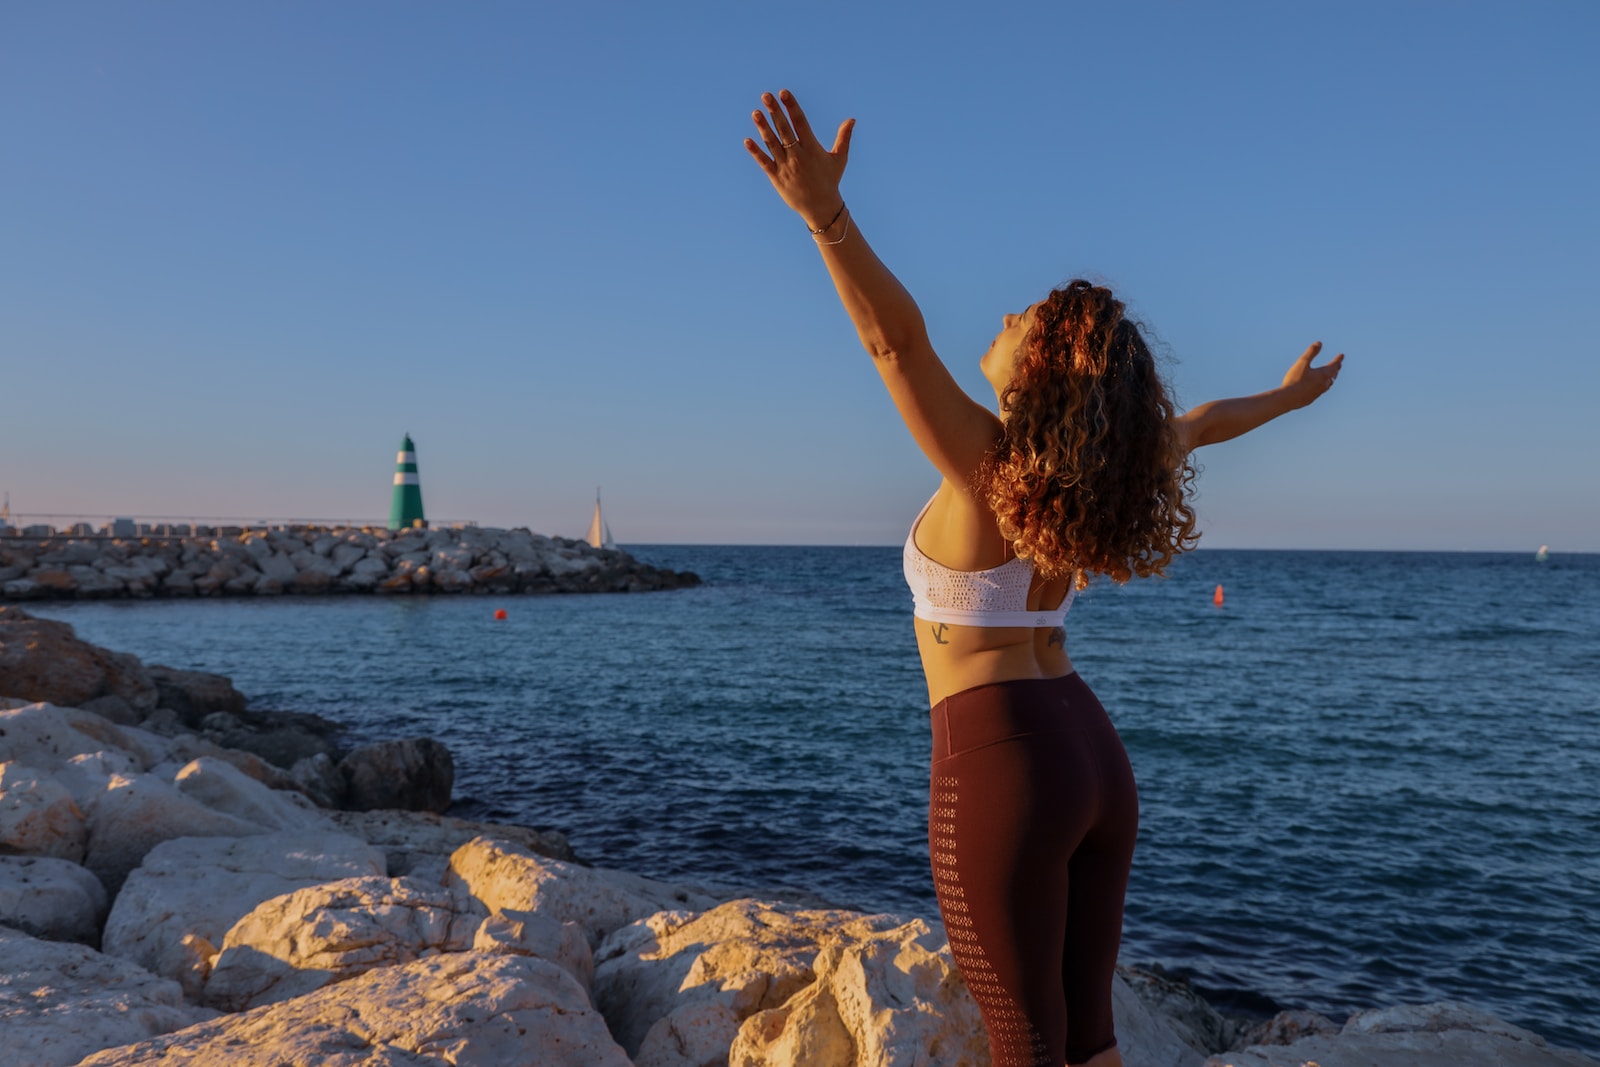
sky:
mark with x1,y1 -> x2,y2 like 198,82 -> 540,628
2,1 -> 1596,549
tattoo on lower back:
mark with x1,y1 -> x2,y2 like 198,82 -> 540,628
1048,627 -> 1065,648
931,623 -> 949,645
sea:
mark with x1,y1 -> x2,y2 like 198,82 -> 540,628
27,547 -> 1600,1056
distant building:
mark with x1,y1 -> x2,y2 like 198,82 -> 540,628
389,433 -> 426,530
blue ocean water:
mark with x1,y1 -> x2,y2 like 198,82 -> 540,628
29,548 -> 1600,1055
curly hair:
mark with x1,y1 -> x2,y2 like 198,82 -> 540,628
979,279 -> 1199,588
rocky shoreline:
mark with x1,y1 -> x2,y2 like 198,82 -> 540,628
0,524 -> 699,601
1,607 -> 1593,1067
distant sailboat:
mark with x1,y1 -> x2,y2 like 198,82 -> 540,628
1535,544 -> 1550,563
586,487 -> 616,550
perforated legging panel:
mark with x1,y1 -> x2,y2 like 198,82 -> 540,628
928,673 -> 1139,1066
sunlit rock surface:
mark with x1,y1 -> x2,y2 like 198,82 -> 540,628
76,952 -> 632,1067
0,926 -> 218,1067
102,829 -> 386,998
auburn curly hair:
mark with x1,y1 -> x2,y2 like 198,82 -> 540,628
979,279 -> 1199,588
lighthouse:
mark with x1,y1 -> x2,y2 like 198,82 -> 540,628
388,433 -> 426,530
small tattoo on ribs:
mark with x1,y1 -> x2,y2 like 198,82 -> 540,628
931,623 -> 950,645
1048,627 -> 1065,648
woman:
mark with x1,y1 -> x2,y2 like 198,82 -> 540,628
745,89 -> 1342,1067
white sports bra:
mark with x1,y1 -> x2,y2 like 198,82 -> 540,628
902,494 -> 1077,628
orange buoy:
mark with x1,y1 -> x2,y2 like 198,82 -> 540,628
1213,584 -> 1224,606
493,608 -> 508,620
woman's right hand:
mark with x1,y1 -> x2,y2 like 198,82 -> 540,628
743,89 -> 856,231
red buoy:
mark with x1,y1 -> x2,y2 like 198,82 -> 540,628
1213,584 -> 1224,607
493,608 -> 508,620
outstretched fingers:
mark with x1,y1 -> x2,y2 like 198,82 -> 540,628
832,116 -> 855,158
762,92 -> 799,146
744,135 -> 776,173
779,89 -> 817,146
1293,341 -> 1324,373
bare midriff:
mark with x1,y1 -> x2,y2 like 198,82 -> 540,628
914,572 -> 1076,708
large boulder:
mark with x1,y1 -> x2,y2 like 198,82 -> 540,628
165,756 -> 327,831
326,808 -> 575,884
473,907 -> 595,992
0,700 -> 169,776
0,854 -> 108,943
102,829 -> 385,998
446,835 -> 720,950
0,760 -> 87,860
82,772 -> 268,894
201,874 -> 485,1011
0,607 -> 157,711
338,737 -> 454,813
77,952 -> 632,1067
1207,1001 -> 1599,1067
1118,964 -> 1242,1059
0,926 -> 218,1067
592,900 -> 887,1063
145,665 -> 246,727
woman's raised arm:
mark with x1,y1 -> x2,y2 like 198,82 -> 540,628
745,89 -> 1001,486
1173,341 -> 1345,451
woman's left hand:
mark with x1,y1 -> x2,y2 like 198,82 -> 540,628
1281,341 -> 1345,409
744,89 -> 855,231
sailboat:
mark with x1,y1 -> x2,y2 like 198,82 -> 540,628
585,487 -> 616,550
1535,544 -> 1550,563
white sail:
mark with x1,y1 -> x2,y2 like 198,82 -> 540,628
586,489 -> 616,550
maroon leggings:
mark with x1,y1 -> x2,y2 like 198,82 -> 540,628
928,672 -> 1140,1066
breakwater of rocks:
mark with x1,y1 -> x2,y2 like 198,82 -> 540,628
0,525 -> 698,601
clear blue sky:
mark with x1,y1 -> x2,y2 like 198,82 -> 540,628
3,1 -> 1596,549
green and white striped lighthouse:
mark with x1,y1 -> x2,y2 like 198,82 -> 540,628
388,433 -> 426,530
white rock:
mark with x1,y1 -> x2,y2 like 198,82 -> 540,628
0,761 -> 87,860
594,899 -> 979,1067
349,555 -> 390,578
1110,972 -> 1213,1067
256,551 -> 297,583
0,926 -> 218,1067
545,552 -> 602,576
102,828 -> 385,998
83,772 -> 267,894
430,567 -> 472,592
332,543 -> 369,570
431,545 -> 474,571
1206,1001 -> 1600,1067
202,874 -> 485,1011
170,756 -> 326,831
474,907 -> 595,991
0,702 -> 138,773
446,834 -> 719,950
325,808 -> 574,885
77,952 -> 632,1067
0,854 -> 108,943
